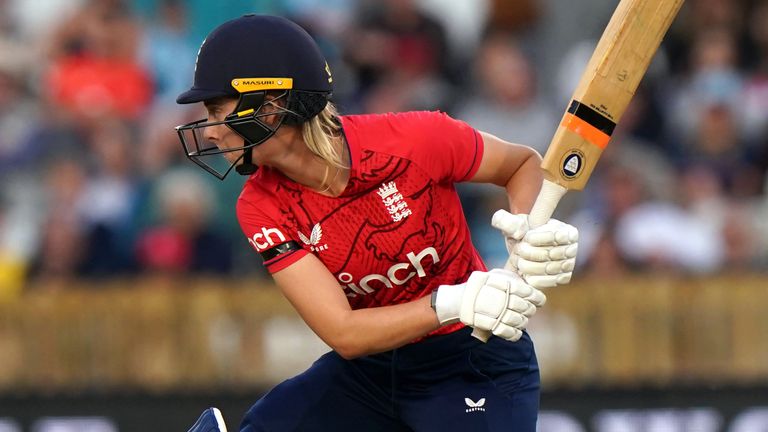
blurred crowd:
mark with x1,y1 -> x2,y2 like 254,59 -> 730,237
0,0 -> 767,299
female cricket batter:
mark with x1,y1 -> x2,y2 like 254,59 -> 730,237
177,14 -> 578,432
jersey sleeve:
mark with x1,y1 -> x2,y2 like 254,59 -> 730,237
404,111 -> 485,183
236,193 -> 308,273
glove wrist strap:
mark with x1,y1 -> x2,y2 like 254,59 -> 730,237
434,283 -> 464,325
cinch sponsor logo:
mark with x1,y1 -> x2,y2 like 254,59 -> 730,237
338,247 -> 439,297
248,227 -> 287,251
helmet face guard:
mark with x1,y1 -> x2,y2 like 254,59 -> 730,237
175,91 -> 291,180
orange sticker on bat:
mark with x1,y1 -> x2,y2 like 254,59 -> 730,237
561,112 -> 611,149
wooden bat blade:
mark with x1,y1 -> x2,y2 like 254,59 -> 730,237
540,0 -> 685,194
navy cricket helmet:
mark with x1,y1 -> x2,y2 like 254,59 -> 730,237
175,14 -> 333,179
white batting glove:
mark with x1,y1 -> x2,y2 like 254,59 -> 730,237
433,269 -> 546,341
492,210 -> 579,289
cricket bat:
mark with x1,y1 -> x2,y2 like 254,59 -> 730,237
472,0 -> 685,342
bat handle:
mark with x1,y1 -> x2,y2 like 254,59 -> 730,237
471,179 -> 568,343
528,179 -> 568,229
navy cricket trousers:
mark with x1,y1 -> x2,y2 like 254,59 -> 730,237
239,327 -> 540,432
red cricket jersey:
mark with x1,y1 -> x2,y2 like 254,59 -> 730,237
236,111 -> 488,336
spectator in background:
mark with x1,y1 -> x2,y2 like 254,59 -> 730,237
571,156 -> 724,275
416,0 -> 490,70
44,0 -> 153,124
748,2 -> 768,268
275,7 -> 357,109
0,51 -> 38,176
344,0 -> 454,112
137,103 -> 196,178
570,163 -> 649,276
599,140 -> 726,275
5,0 -> 84,42
485,0 -> 540,36
138,0 -> 196,105
720,202 -> 762,270
456,31 -> 557,155
135,0 -> 202,180
678,164 -> 729,231
614,198 -> 724,274
687,88 -> 764,197
0,0 -> 39,175
664,0 -> 748,74
0,0 -> 72,296
687,0 -> 745,36
136,169 -> 232,277
578,224 -> 632,278
274,0 -> 354,37
743,0 -> 768,158
0,176 -> 42,300
754,189 -> 768,270
78,118 -> 141,276
679,165 -> 762,272
665,26 -> 766,197
30,159 -> 89,286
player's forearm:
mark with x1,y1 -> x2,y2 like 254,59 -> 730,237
331,295 -> 440,359
274,255 -> 441,359
470,132 -> 542,213
504,149 -> 543,214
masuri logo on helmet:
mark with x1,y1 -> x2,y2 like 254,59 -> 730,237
231,78 -> 294,93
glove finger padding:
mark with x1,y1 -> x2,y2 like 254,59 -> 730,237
510,219 -> 579,290
523,219 -> 579,247
492,322 -> 523,341
515,243 -> 578,262
524,273 -> 573,289
492,301 -> 528,342
499,309 -> 528,328
495,269 -> 546,307
491,210 -> 529,242
507,295 -> 535,315
487,270 -> 542,334
516,257 -> 576,276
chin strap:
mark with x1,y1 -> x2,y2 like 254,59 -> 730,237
235,147 -> 258,175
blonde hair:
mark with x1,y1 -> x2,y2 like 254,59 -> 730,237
301,102 -> 347,169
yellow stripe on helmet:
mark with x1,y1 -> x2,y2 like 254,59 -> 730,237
235,108 -> 255,117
